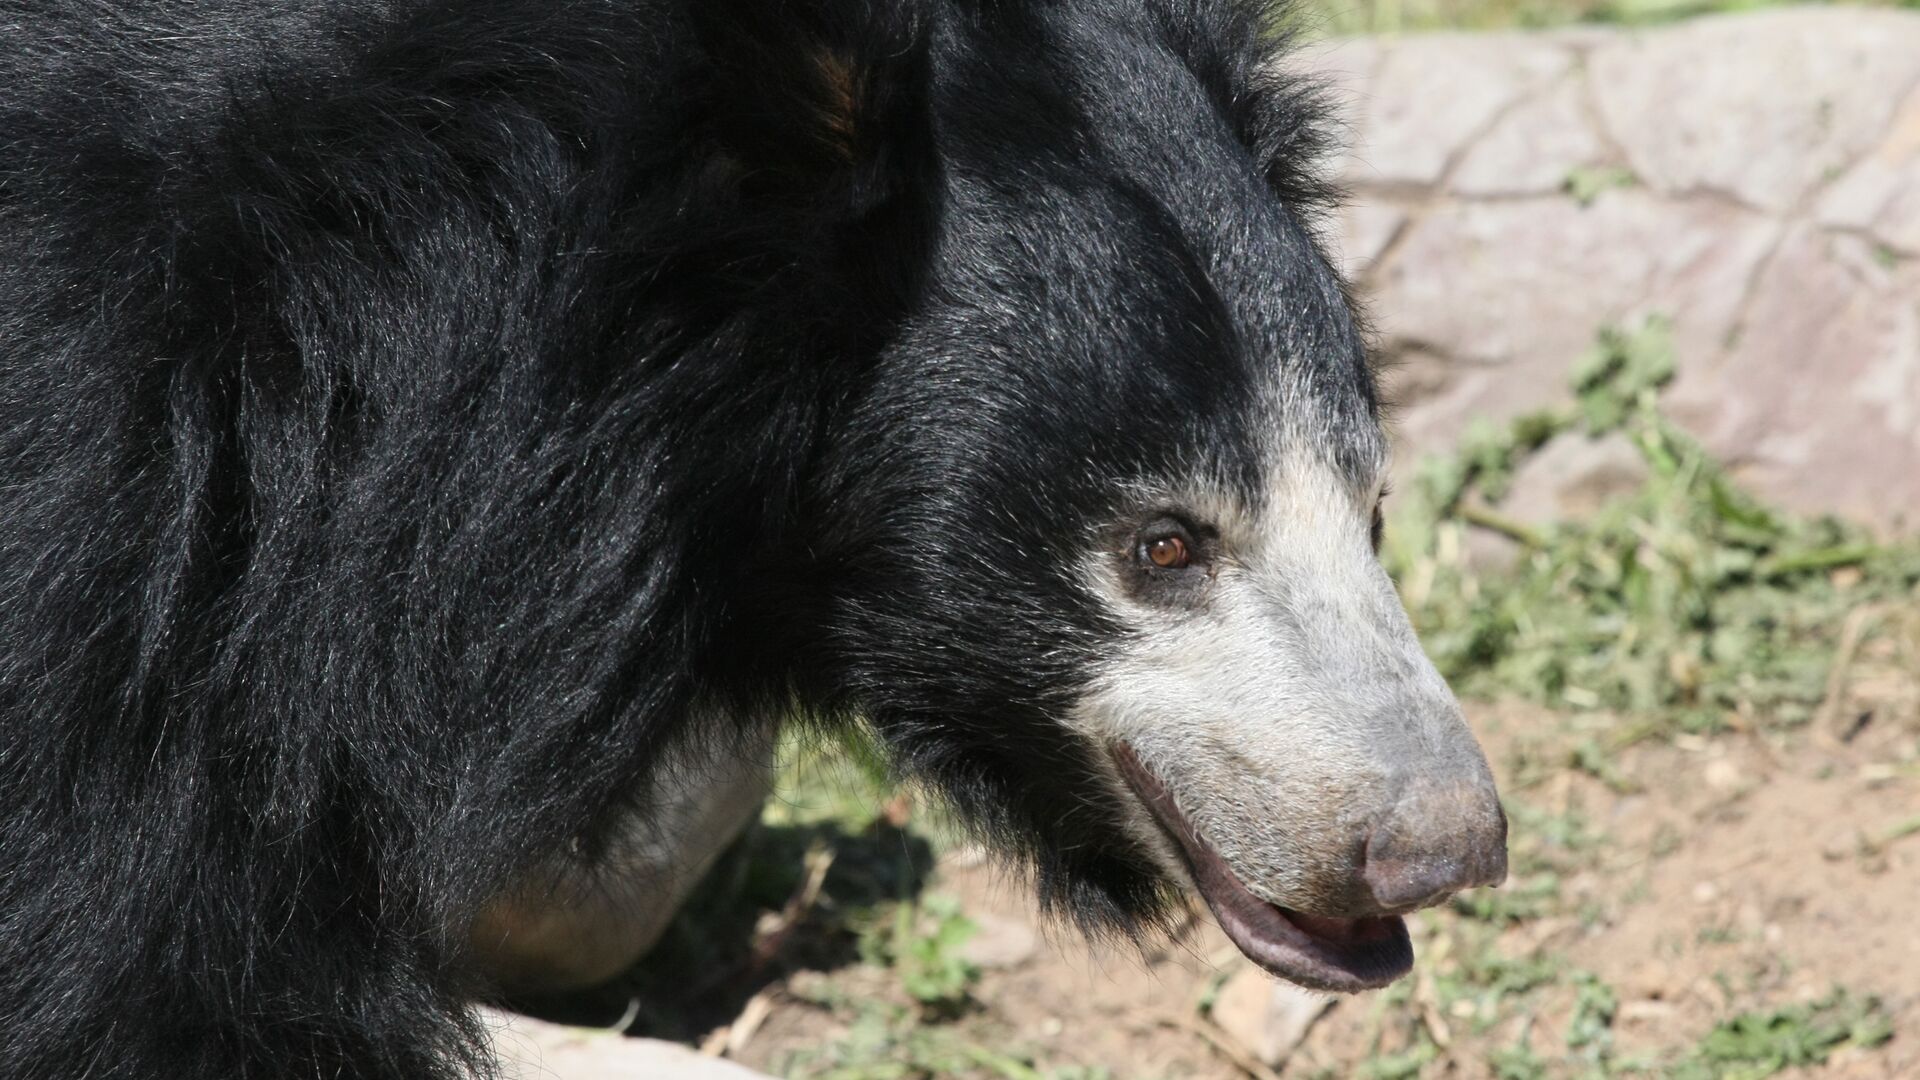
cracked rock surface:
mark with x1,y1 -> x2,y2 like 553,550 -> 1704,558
1307,9 -> 1920,532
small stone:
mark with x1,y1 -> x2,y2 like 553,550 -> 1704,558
1618,1000 -> 1679,1025
1692,881 -> 1719,904
1703,759 -> 1743,791
1209,968 -> 1273,1061
1860,763 -> 1899,785
1210,968 -> 1333,1067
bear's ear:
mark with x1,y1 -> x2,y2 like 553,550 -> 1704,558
690,0 -> 933,221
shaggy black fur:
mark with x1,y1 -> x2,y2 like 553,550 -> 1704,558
0,0 -> 1376,1075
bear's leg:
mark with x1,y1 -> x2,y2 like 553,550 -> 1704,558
469,738 -> 774,995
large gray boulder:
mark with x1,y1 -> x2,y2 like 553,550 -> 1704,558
1307,9 -> 1920,532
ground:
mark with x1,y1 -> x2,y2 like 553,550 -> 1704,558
595,681 -> 1916,1080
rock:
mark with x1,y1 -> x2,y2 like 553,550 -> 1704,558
1617,1000 -> 1680,1026
1340,11 -> 1920,536
1451,76 -> 1610,198
1329,11 -> 1920,536
1209,967 -> 1333,1067
1344,5 -> 1920,534
483,1009 -> 777,1080
1588,10 -> 1920,212
1703,758 -> 1743,792
1352,35 -> 1571,187
1376,191 -> 1773,372
1496,431 -> 1650,525
959,912 -> 1041,970
1373,190 -> 1775,465
1817,81 -> 1920,256
1662,225 -> 1920,531
1341,200 -> 1407,278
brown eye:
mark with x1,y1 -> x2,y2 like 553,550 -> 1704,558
1144,535 -> 1190,569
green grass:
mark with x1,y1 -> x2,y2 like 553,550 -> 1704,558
1670,989 -> 1894,1079
856,894 -> 981,1009
1383,316 -> 1920,742
1564,167 -> 1640,209
1408,913 -> 1897,1078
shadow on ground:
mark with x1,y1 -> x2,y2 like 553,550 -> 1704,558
509,816 -> 936,1043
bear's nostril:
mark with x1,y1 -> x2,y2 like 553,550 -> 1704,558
1361,850 -> 1477,911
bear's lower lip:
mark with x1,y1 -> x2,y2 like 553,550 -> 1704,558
1111,743 -> 1414,993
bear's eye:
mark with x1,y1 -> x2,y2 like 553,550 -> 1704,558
1134,521 -> 1202,573
1145,535 -> 1190,569
1123,519 -> 1212,603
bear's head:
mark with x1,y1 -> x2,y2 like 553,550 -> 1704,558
689,0 -> 1507,992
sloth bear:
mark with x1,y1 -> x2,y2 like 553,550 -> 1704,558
0,0 -> 1507,1076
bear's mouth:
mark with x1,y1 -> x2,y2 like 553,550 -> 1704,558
1111,742 -> 1414,993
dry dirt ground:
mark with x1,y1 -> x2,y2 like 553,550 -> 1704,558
670,693 -> 1920,1080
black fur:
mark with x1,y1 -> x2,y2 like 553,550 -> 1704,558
0,1 -> 1373,1075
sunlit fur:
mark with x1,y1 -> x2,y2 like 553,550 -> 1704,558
0,0 -> 1404,1076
